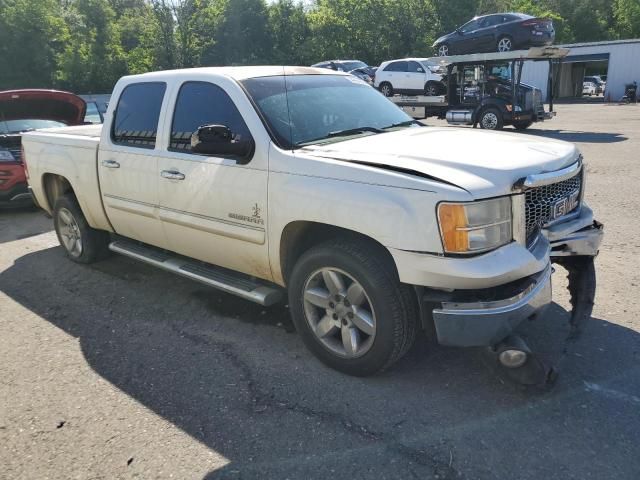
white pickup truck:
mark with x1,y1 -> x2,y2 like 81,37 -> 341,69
23,66 -> 603,381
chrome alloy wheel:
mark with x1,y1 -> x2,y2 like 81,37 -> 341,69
481,111 -> 499,129
438,44 -> 449,56
497,37 -> 512,52
380,84 -> 392,96
57,207 -> 83,257
302,268 -> 376,358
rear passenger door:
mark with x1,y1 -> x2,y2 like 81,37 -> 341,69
155,79 -> 272,280
98,82 -> 169,247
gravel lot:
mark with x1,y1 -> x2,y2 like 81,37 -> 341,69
1,103 -> 639,479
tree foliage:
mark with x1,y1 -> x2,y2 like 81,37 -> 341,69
0,0 -> 638,92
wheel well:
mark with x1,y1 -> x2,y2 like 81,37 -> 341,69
42,173 -> 75,211
279,221 -> 398,286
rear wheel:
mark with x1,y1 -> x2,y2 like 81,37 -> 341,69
53,194 -> 110,264
497,36 -> 513,52
379,82 -> 393,97
478,107 -> 504,130
288,238 -> 418,376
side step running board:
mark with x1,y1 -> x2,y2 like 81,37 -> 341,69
109,240 -> 283,306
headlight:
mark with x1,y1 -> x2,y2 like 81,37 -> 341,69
437,197 -> 512,254
0,149 -> 15,162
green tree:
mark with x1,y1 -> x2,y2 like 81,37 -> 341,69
612,0 -> 640,39
0,0 -> 68,89
57,0 -> 128,92
268,0 -> 310,64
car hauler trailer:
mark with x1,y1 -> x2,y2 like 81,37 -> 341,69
389,47 -> 569,130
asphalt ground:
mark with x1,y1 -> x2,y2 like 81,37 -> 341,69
1,103 -> 639,479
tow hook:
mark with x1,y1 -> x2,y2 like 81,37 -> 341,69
483,334 -> 553,386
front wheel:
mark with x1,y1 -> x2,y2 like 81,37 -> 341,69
424,81 -> 441,96
437,44 -> 449,56
478,107 -> 504,130
53,194 -> 110,263
288,238 -> 418,376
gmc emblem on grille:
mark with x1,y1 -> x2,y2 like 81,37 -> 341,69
552,189 -> 580,219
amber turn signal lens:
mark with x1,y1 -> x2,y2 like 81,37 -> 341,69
438,203 -> 469,253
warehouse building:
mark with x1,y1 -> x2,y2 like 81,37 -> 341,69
521,38 -> 640,101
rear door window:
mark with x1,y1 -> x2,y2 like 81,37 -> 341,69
385,61 -> 408,72
169,81 -> 253,154
111,82 -> 166,148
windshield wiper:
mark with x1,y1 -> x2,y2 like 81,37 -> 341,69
382,120 -> 422,129
295,127 -> 382,147
327,126 -> 384,137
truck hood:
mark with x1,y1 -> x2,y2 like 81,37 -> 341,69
0,89 -> 86,125
301,127 -> 579,198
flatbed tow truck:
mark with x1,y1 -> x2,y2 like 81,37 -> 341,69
389,47 -> 569,130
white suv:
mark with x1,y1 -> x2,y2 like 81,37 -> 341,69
374,58 -> 445,97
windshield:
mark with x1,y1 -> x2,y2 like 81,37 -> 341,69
242,75 -> 415,149
0,118 -> 67,134
488,64 -> 511,81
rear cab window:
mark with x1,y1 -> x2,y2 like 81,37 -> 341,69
111,82 -> 166,149
169,81 -> 253,155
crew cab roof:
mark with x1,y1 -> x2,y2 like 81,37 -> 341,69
119,66 -> 349,83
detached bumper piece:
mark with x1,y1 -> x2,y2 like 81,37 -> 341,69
430,264 -> 552,348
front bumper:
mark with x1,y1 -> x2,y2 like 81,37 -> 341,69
422,211 -> 603,347
433,263 -> 552,347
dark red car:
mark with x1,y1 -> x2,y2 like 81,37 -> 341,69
0,89 -> 86,207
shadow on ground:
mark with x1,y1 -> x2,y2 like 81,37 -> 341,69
0,207 -> 52,244
1,245 -> 639,479
520,129 -> 627,144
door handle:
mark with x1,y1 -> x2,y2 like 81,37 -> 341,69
101,159 -> 120,169
161,169 -> 185,180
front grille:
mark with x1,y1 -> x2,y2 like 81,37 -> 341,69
525,170 -> 583,242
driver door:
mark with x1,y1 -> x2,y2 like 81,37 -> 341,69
154,79 -> 272,280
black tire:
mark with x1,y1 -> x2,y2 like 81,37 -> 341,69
288,238 -> 418,376
53,194 -> 110,264
424,81 -> 440,96
379,82 -> 393,97
513,121 -> 533,130
478,107 -> 504,130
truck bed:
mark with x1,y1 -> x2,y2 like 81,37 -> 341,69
22,123 -> 111,232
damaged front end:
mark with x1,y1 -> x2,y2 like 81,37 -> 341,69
482,218 -> 602,387
425,158 -> 604,387
483,160 -> 604,386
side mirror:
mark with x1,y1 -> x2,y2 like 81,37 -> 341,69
190,124 -> 254,163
